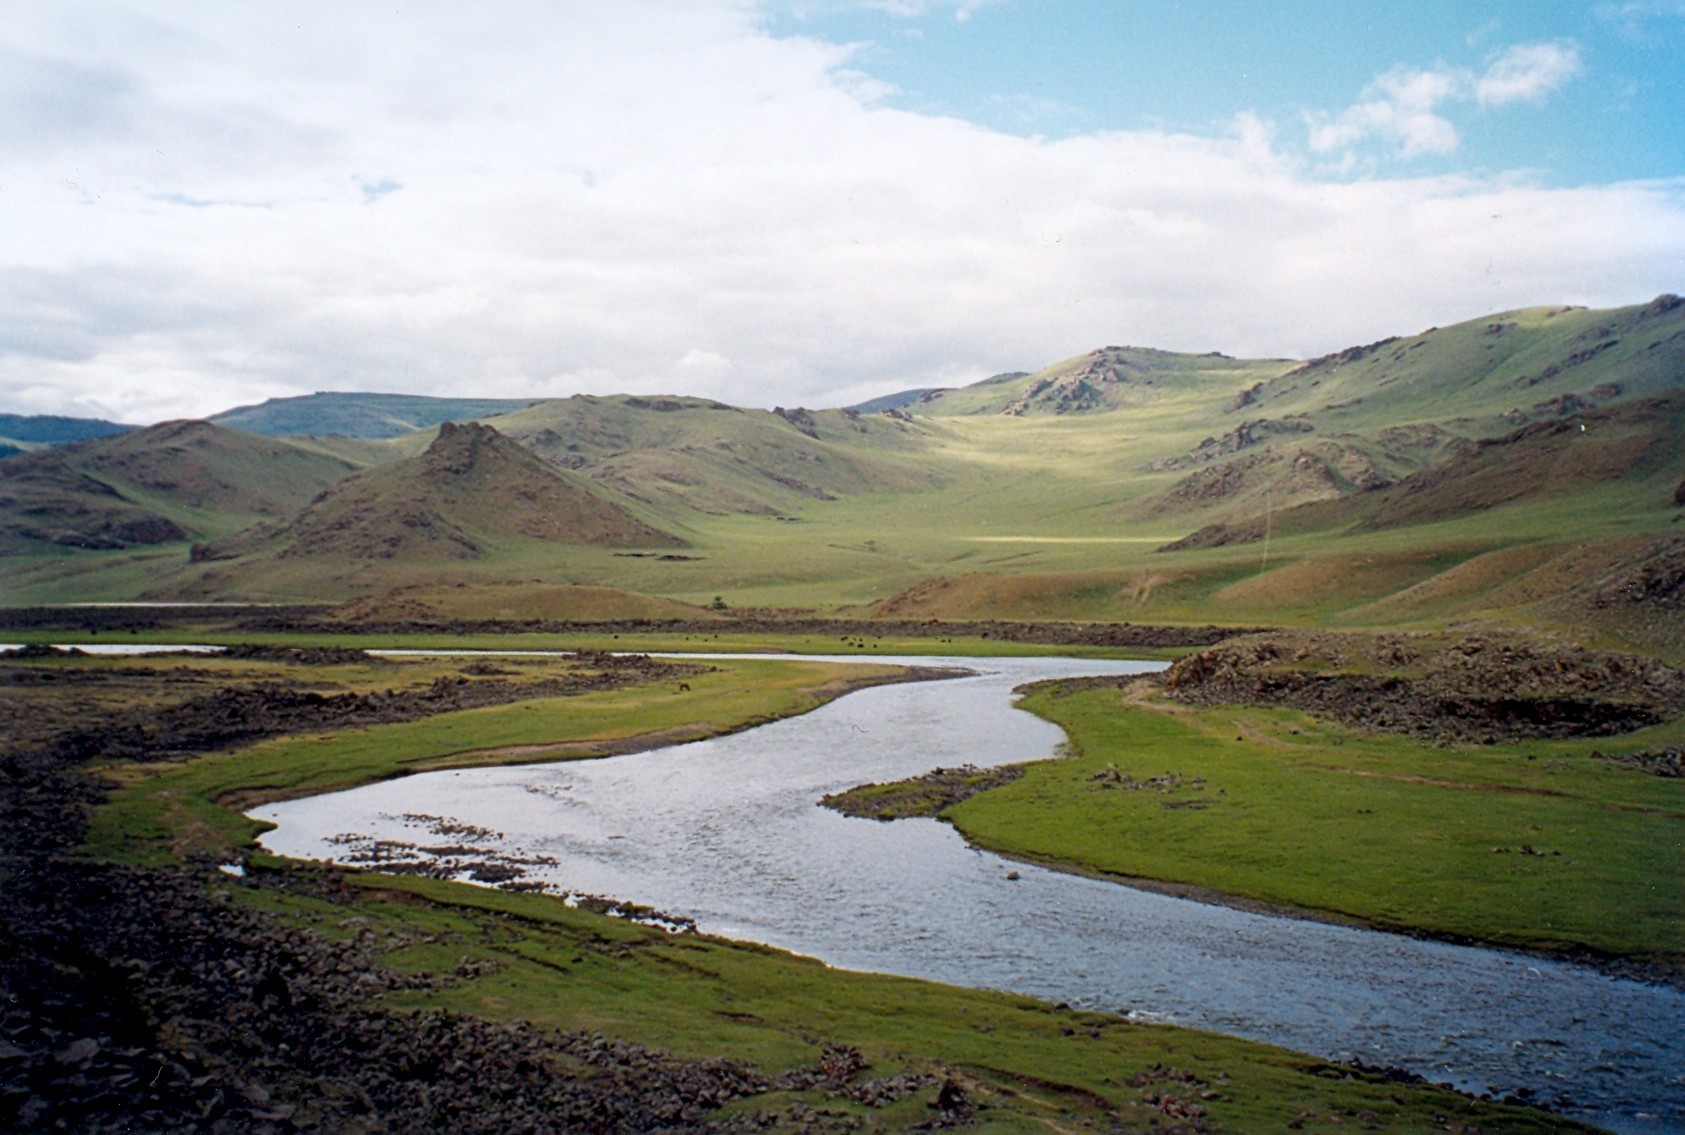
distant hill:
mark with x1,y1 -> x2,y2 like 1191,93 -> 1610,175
481,394 -> 942,518
0,420 -> 367,555
847,388 -> 954,413
191,421 -> 683,569
4,296 -> 1681,655
0,412 -> 138,449
208,392 -> 538,438
911,349 -> 1292,416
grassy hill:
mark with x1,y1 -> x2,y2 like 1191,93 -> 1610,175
478,394 -> 944,518
169,421 -> 685,599
208,392 -> 539,439
1238,296 -> 1684,433
2,296 -> 1680,653
912,346 -> 1293,417
0,420 -> 370,557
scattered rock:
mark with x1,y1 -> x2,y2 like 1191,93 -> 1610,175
1161,630 -> 1685,744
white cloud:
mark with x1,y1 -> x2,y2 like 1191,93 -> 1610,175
1476,42 -> 1584,105
856,0 -> 1004,19
1306,41 -> 1584,161
1308,66 -> 1463,158
0,4 -> 1677,425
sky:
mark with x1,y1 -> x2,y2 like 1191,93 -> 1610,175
2,1 -> 1682,425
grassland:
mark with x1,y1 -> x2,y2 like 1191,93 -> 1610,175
939,680 -> 1685,968
85,654 -> 916,866
60,646 -> 1596,1133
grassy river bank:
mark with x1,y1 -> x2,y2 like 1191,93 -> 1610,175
3,637 -> 1608,1133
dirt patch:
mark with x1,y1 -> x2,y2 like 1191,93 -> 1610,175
35,651 -> 703,767
821,765 -> 1025,821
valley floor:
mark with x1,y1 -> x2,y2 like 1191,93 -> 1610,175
1,617 -> 1659,1133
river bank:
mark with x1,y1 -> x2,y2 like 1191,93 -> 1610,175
909,632 -> 1685,988
0,639 -> 1609,1133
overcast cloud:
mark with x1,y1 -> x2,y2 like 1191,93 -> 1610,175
2,1 -> 1682,424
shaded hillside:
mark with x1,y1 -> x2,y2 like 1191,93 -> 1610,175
911,347 -> 1290,416
0,449 -> 187,553
0,420 -> 364,555
846,386 -> 958,413
484,395 -> 942,517
209,392 -> 538,439
1159,393 -> 1685,551
194,421 -> 683,566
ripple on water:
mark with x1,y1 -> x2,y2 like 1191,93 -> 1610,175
254,655 -> 1685,1135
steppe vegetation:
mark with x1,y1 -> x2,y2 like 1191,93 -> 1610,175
3,296 -> 1681,1132
2,640 -> 1599,1133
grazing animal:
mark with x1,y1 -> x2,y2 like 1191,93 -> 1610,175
676,682 -> 691,692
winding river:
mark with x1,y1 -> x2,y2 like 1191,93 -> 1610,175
253,654 -> 1685,1134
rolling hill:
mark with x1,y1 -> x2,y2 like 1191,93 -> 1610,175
171,421 -> 685,598
2,295 -> 1680,653
0,420 -> 369,555
909,347 -> 1293,417
477,394 -> 944,518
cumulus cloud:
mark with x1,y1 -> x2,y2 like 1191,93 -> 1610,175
1307,41 -> 1584,160
1476,42 -> 1584,105
0,4 -> 1678,425
1308,66 -> 1463,158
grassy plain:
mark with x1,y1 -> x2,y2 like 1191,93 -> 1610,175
944,681 -> 1685,966
72,648 -> 1594,1134
86,655 -> 912,866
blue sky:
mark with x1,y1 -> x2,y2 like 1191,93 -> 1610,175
766,0 -> 1684,184
0,1 -> 1680,423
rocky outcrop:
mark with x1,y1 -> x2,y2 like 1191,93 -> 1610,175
1162,630 -> 1685,744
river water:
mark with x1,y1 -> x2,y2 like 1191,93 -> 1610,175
252,654 -> 1684,1133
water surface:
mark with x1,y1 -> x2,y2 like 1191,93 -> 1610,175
255,654 -> 1685,1134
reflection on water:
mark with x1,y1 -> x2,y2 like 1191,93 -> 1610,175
255,655 -> 1685,1134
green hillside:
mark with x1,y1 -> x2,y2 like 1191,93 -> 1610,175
169,421 -> 685,599
1238,296 -> 1685,432
913,346 -> 1292,416
0,420 -> 372,557
478,394 -> 944,519
1,296 -> 1679,654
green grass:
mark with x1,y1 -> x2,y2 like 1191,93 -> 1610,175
72,647 -> 1606,1132
84,656 -> 913,865
216,862 -> 1598,1135
944,683 -> 1685,964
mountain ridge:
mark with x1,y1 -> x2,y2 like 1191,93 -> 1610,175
1,295 -> 1679,655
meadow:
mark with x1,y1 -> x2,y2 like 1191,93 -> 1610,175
53,644 -> 1598,1134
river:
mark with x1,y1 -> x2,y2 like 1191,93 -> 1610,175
251,653 -> 1682,1133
